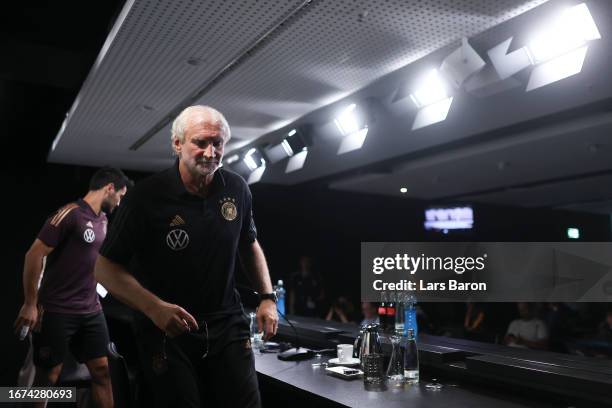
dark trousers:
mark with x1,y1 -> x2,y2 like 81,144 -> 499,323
139,332 -> 261,408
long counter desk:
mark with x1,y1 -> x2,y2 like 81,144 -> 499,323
268,314 -> 612,407
102,301 -> 611,407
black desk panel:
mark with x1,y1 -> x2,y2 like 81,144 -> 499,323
465,354 -> 612,405
255,352 -> 555,408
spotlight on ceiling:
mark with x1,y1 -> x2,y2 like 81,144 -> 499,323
225,154 -> 239,165
410,69 -> 449,109
286,148 -> 309,174
243,148 -> 265,171
412,97 -> 454,131
526,46 -> 588,91
525,3 -> 600,91
526,3 -> 600,64
439,38 -> 486,88
264,127 -> 311,172
488,37 -> 533,80
334,104 -> 360,136
243,148 -> 266,184
334,104 -> 369,155
247,166 -> 266,184
410,70 -> 453,130
282,127 -> 310,173
282,128 -> 308,157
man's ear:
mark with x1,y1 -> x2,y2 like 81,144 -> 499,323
106,182 -> 116,193
172,137 -> 182,155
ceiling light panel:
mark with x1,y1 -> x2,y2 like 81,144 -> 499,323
49,0 -> 549,170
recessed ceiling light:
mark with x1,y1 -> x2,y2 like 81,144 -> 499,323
567,227 -> 580,239
400,187 -> 408,193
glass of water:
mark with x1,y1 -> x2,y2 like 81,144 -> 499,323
387,335 -> 405,387
249,312 -> 263,350
362,353 -> 385,385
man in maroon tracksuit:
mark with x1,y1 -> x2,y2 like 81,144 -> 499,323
14,166 -> 131,408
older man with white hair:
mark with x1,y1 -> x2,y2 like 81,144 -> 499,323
95,105 -> 276,407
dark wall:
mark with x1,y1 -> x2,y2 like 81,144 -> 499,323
248,183 -> 611,312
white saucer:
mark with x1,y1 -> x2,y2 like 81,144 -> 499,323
328,357 -> 361,366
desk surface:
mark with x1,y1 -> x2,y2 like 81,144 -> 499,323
254,352 -> 553,408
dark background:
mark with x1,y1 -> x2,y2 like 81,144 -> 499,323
2,1 -> 610,386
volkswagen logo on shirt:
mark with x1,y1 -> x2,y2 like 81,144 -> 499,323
166,229 -> 189,251
83,228 -> 96,243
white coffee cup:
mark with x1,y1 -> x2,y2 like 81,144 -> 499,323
337,344 -> 354,362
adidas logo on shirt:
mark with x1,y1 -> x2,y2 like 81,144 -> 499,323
169,215 -> 186,226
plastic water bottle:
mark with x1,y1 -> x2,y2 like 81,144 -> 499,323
275,280 -> 286,316
404,294 -> 418,339
403,328 -> 419,384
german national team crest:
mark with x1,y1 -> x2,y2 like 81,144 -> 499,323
220,197 -> 237,221
166,229 -> 189,251
83,228 -> 96,243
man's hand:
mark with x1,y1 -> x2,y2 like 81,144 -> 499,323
148,301 -> 199,337
14,303 -> 38,336
257,300 -> 278,341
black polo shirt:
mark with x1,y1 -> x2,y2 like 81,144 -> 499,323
100,160 -> 257,353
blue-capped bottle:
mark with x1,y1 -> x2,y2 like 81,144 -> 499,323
275,280 -> 286,316
404,294 -> 418,339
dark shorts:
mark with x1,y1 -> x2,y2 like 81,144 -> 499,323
136,318 -> 261,408
32,311 -> 110,368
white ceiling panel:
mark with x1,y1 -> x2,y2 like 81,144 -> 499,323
49,0 -> 548,171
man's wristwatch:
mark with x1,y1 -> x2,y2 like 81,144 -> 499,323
259,292 -> 278,303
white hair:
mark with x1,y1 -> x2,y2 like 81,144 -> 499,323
171,105 -> 231,144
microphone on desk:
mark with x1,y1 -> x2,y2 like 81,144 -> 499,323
275,308 -> 314,361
